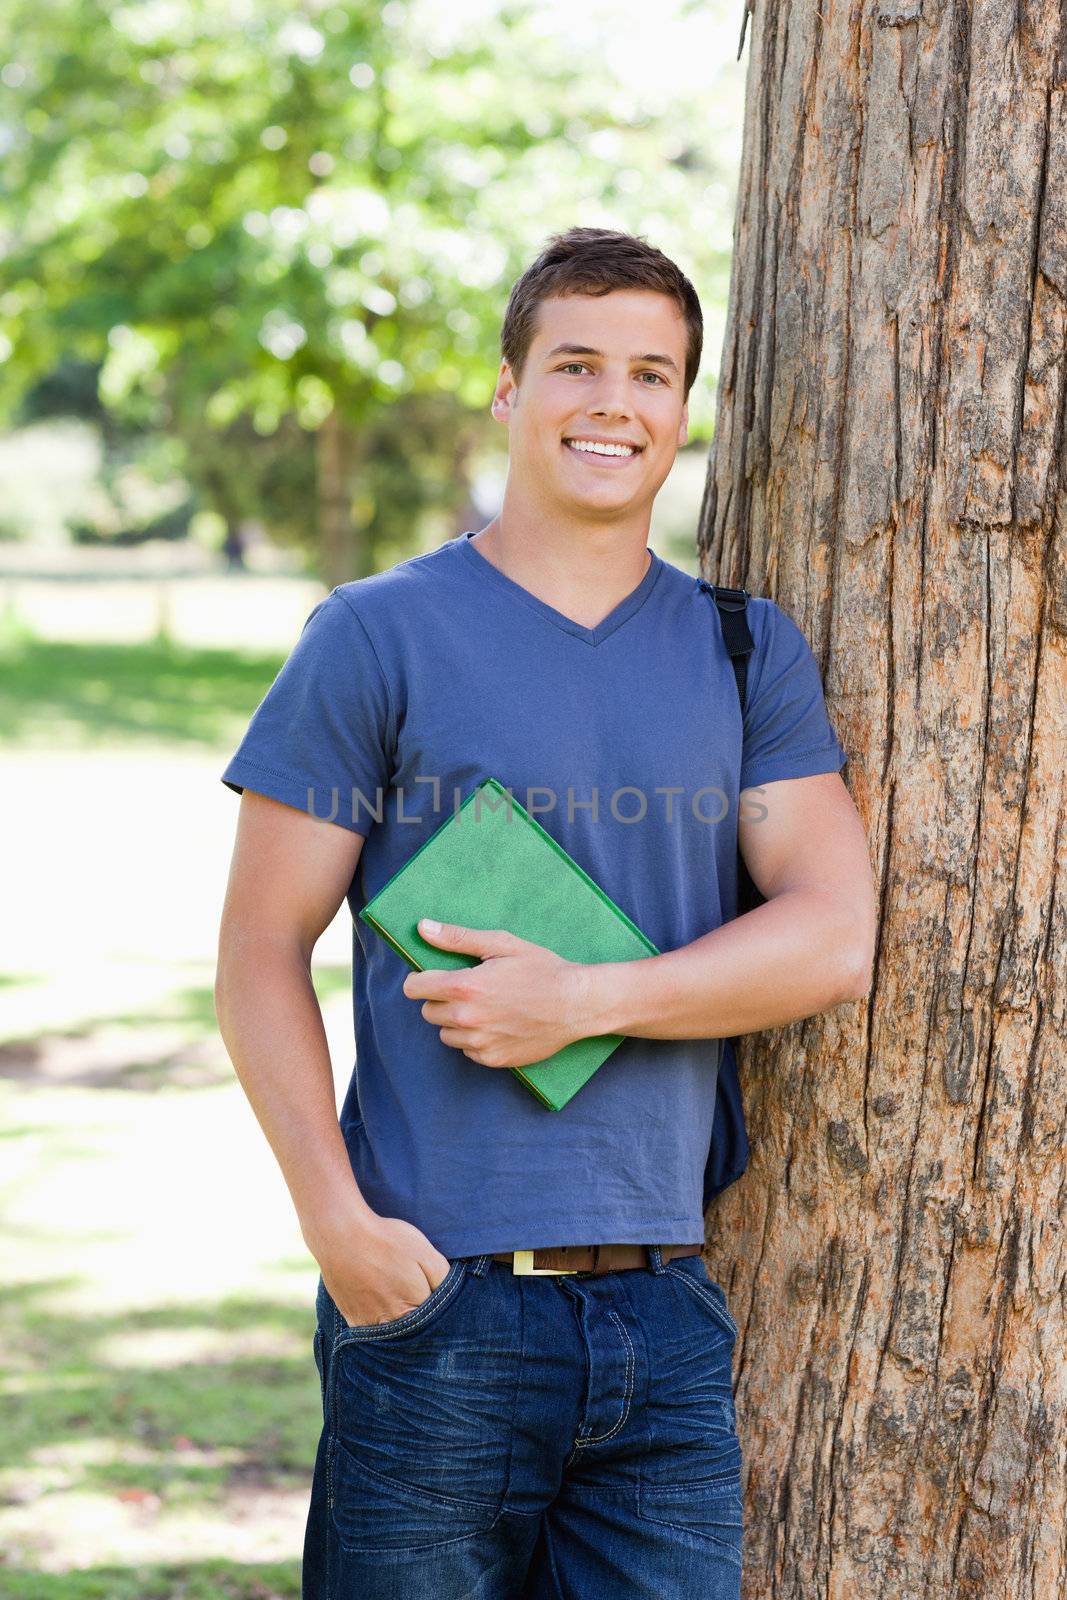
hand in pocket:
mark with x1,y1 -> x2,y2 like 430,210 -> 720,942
313,1212 -> 451,1328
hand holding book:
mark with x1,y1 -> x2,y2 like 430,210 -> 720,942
357,777 -> 660,1110
402,915 -> 593,1075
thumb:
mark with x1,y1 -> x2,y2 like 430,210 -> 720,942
417,919 -> 521,957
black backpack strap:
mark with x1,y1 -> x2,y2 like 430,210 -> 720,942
699,582 -> 754,713
700,579 -> 764,916
698,580 -> 758,1209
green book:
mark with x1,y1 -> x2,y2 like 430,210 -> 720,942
358,776 -> 660,1110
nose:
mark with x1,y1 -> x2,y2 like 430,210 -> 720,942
588,369 -> 635,421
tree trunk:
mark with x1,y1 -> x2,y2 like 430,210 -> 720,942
698,4 -> 1066,1596
316,407 -> 367,589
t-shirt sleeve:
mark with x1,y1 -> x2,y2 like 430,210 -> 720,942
739,598 -> 847,790
220,588 -> 394,838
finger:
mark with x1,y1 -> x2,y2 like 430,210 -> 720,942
419,1001 -> 456,1023
416,920 -> 522,958
438,1027 -> 481,1051
461,1048 -> 509,1069
402,971 -> 453,1000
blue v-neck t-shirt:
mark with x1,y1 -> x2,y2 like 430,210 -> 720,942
221,532 -> 847,1256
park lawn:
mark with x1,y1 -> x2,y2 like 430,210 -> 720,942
1,621 -> 355,1591
0,1029 -> 345,1588
0,1560 -> 303,1599
0,620 -> 286,752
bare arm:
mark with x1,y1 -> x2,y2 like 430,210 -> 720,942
578,771 -> 878,1040
215,790 -> 450,1325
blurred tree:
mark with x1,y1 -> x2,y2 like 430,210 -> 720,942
0,0 -> 737,582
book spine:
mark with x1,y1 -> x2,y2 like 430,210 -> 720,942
509,1067 -> 558,1110
360,912 -> 422,972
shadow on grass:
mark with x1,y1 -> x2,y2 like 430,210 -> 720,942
0,968 -> 351,1092
0,1560 -> 301,1598
0,633 -> 285,749
1,1276 -> 320,1496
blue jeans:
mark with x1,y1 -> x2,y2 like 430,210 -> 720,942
302,1246 -> 743,1598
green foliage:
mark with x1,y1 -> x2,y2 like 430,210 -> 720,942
0,0 -> 736,568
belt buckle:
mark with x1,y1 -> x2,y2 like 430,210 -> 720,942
512,1249 -> 579,1276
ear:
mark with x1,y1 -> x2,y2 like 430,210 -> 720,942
491,360 -> 517,424
676,400 -> 689,448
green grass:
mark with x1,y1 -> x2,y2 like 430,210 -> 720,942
0,1067 -> 329,1579
0,614 -> 359,1584
1,1283 -> 320,1478
0,628 -> 285,749
0,1561 -> 301,1598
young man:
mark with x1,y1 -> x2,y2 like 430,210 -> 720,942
215,227 -> 877,1599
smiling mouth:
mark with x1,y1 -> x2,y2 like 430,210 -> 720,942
563,438 -> 643,464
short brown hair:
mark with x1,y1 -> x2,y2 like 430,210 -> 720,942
500,226 -> 703,398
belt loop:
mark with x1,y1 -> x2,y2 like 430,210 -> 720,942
647,1244 -> 666,1274
466,1254 -> 491,1277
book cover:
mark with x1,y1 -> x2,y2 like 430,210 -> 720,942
357,777 -> 660,1110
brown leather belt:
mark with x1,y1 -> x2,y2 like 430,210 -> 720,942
483,1243 -> 703,1277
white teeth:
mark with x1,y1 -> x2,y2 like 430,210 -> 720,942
565,439 -> 637,457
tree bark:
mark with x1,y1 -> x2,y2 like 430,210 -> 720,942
698,4 -> 1067,1596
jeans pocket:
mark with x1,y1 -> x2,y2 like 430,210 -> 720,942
665,1258 -> 739,1342
638,1471 -> 744,1567
327,1267 -> 519,1555
332,1259 -> 469,1342
331,1447 -> 505,1555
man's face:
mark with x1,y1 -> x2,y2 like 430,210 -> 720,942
491,289 -> 691,522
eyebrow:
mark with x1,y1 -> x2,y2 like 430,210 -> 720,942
545,342 -> 681,377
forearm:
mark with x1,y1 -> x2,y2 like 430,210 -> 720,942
214,938 -> 375,1255
579,888 -> 872,1041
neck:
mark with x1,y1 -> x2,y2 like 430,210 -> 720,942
469,498 -> 652,631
